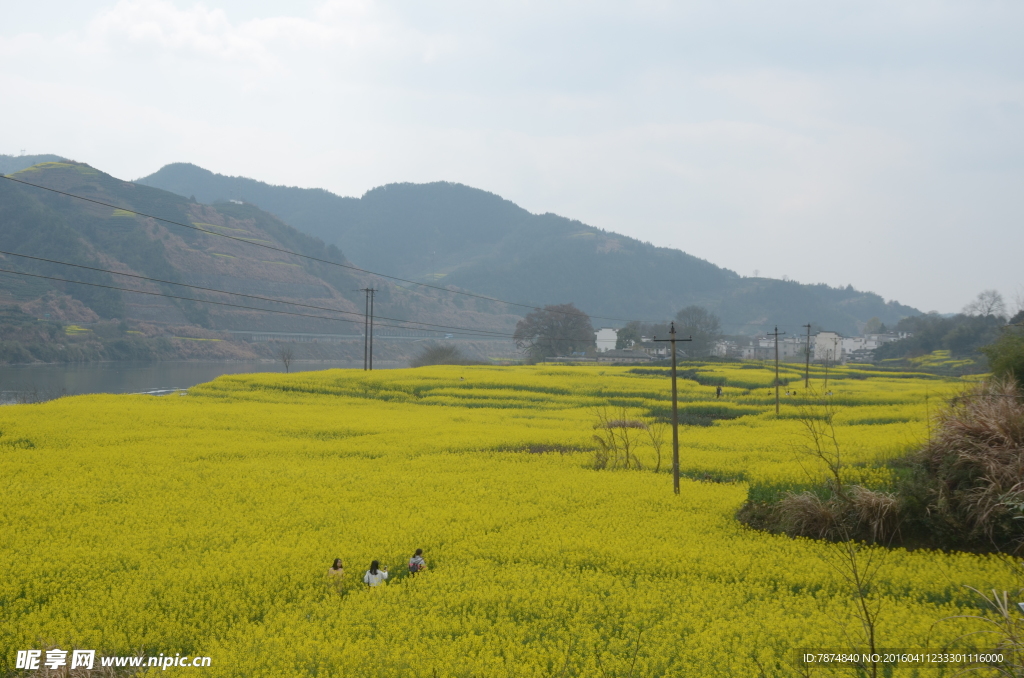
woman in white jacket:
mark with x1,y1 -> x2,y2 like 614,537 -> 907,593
363,560 -> 389,587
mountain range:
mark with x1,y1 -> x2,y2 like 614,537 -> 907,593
0,153 -> 921,351
138,162 -> 919,335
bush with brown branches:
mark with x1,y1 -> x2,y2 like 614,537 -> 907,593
741,378 -> 1024,554
916,377 -> 1024,552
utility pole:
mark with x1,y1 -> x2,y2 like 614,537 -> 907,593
803,324 -> 812,389
822,337 -> 839,391
824,349 -> 831,391
654,322 -> 692,495
369,288 -> 375,371
767,326 -> 786,415
361,287 -> 376,370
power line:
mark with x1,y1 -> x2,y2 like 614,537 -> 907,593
360,287 -> 376,370
0,174 -> 649,323
0,249 -> 515,338
0,266 -> 519,339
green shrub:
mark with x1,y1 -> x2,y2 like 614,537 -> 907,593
982,327 -> 1024,389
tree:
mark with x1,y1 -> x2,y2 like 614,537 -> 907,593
616,321 -> 642,350
673,306 -> 722,358
614,321 -> 671,350
982,327 -> 1024,388
513,303 -> 595,363
964,289 -> 1007,318
863,317 -> 887,334
874,312 -> 1006,360
616,321 -> 670,350
277,343 -> 295,373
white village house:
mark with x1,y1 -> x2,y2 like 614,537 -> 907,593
737,330 -> 907,363
595,326 -> 906,363
595,328 -> 618,352
813,331 -> 843,363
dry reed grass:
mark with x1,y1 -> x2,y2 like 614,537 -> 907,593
920,378 -> 1024,548
776,492 -> 840,540
775,487 -> 901,544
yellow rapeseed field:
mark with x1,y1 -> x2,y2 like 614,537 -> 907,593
0,363 -> 1010,676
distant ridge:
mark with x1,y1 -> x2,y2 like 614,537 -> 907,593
138,163 -> 922,334
0,154 -> 68,175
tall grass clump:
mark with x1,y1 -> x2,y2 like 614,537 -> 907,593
742,378 -> 1024,554
913,377 -> 1024,552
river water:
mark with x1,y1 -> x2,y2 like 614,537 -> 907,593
0,360 -> 394,403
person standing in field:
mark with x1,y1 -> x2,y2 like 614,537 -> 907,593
715,385 -> 723,399
408,548 -> 427,574
327,558 -> 345,592
363,560 -> 388,587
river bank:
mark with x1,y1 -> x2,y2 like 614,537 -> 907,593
0,359 -> 404,404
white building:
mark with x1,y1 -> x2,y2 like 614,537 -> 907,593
713,339 -> 738,357
743,334 -> 808,360
841,332 -> 907,362
632,339 -> 668,357
595,327 -> 618,352
814,331 -> 843,363
740,330 -> 909,364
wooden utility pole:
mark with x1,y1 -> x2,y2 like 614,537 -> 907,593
767,326 -> 785,415
361,287 -> 376,370
803,323 -> 812,389
654,322 -> 692,495
369,288 -> 375,371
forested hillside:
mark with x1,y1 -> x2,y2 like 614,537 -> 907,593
139,163 -> 920,334
0,162 -> 519,363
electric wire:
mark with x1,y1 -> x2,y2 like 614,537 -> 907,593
0,174 -> 652,323
0,267 -> 520,339
0,249 -> 514,338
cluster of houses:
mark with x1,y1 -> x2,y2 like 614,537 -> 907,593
729,330 -> 910,363
589,328 -> 909,364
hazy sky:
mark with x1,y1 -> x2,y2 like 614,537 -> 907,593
2,1 -> 1022,314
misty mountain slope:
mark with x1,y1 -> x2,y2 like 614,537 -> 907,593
138,165 -> 545,277
0,154 -> 68,175
139,163 -> 920,334
134,162 -> 360,243
1,162 -> 517,335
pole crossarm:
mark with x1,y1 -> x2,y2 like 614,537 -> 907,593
653,322 -> 692,495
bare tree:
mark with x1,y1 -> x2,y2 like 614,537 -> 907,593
821,534 -> 888,678
964,289 -> 1007,318
641,409 -> 669,474
795,391 -> 845,498
592,406 -> 647,470
790,393 -> 888,678
278,344 -> 295,373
